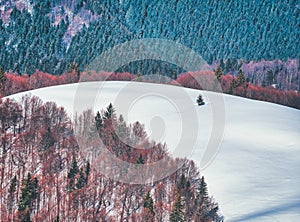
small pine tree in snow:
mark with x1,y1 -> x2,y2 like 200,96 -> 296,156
197,94 -> 205,106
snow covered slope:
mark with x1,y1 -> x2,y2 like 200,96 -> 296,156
9,82 -> 300,221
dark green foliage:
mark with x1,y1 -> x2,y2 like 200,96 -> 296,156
0,1 -> 298,75
85,161 -> 90,179
68,62 -> 80,82
9,175 -> 17,194
198,176 -> 209,203
229,78 -> 238,94
67,157 -> 79,190
75,169 -> 86,189
215,65 -> 223,81
18,173 -> 39,222
68,158 -> 89,190
94,111 -> 103,130
194,176 -> 220,221
54,215 -> 60,222
197,94 -> 205,106
143,191 -> 155,220
177,174 -> 188,191
237,69 -> 246,86
135,154 -> 145,164
0,66 -> 5,88
170,193 -> 184,222
103,103 -> 116,120
266,70 -> 275,85
68,157 -> 79,179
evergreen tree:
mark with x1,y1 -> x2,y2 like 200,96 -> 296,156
18,173 -> 39,222
0,66 -> 6,88
103,103 -> 116,120
194,176 -> 221,221
67,157 -> 79,190
85,161 -> 91,180
68,62 -> 80,82
229,78 -> 237,94
237,69 -> 246,86
197,176 -> 209,203
170,193 -> 184,222
94,111 -> 103,130
143,191 -> 155,221
75,169 -> 86,189
196,94 -> 205,106
266,70 -> 274,85
214,64 -> 223,81
219,59 -> 225,70
135,154 -> 145,164
177,174 -> 187,191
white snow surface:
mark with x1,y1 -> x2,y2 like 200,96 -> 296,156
8,81 -> 300,221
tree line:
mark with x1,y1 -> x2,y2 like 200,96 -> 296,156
0,96 -> 222,221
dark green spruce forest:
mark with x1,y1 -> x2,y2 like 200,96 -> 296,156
0,0 -> 299,76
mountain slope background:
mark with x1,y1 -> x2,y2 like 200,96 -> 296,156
0,0 -> 299,85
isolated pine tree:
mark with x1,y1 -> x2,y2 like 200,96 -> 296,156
197,94 -> 205,106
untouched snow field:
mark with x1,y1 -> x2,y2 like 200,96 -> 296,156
9,81 -> 300,221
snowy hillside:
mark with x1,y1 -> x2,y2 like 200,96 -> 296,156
9,81 -> 300,221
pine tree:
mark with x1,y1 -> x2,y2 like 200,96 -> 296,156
18,173 -> 39,222
67,157 -> 79,190
94,111 -> 103,130
75,169 -> 86,189
177,174 -> 187,191
229,78 -> 237,94
103,103 -> 116,120
214,64 -> 223,81
198,176 -> 208,203
237,69 -> 246,86
68,62 -> 80,82
135,154 -> 145,164
170,193 -> 184,222
85,161 -> 91,180
197,94 -> 205,106
143,191 -> 155,221
0,66 -> 6,89
194,176 -> 221,221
